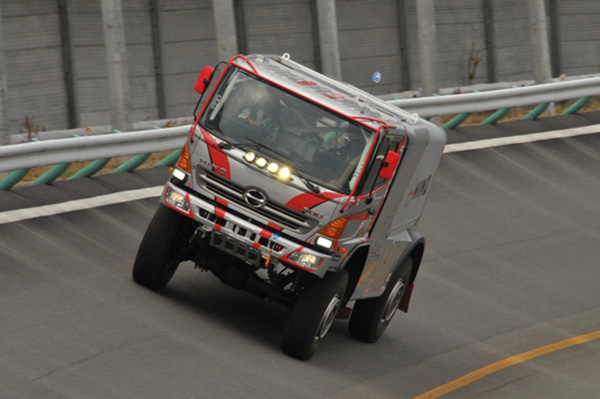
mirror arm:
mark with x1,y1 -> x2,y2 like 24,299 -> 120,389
366,163 -> 383,204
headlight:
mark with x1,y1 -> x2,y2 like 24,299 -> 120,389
267,162 -> 279,173
244,152 -> 256,162
288,252 -> 321,270
165,187 -> 190,212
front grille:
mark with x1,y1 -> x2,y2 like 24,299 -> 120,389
198,207 -> 284,253
210,231 -> 262,267
197,169 -> 317,234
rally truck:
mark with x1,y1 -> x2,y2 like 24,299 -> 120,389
133,53 -> 446,360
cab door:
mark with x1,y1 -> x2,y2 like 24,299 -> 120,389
348,132 -> 408,299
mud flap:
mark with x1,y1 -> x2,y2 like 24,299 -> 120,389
336,305 -> 353,320
398,283 -> 414,313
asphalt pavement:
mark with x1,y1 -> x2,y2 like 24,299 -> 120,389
1,116 -> 598,398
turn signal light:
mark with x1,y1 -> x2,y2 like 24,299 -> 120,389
176,141 -> 192,174
318,217 -> 348,239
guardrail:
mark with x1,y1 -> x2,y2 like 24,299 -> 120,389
0,127 -> 188,189
1,76 -> 599,190
390,76 -> 600,119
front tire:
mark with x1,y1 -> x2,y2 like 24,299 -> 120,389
281,271 -> 348,360
349,257 -> 413,343
133,204 -> 190,290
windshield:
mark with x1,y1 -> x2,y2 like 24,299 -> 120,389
200,68 -> 375,193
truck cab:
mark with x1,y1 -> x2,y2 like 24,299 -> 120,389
133,54 -> 446,360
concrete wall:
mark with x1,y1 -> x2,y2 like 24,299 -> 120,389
557,1 -> 600,75
2,1 -> 68,135
160,1 -> 218,118
1,0 -> 599,135
242,0 -> 316,68
492,0 -> 535,82
337,0 -> 404,94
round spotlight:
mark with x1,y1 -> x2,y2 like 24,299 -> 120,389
278,166 -> 292,180
244,152 -> 256,162
267,162 -> 279,174
255,157 -> 267,168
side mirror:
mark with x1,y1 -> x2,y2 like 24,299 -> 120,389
378,150 -> 400,180
194,66 -> 215,94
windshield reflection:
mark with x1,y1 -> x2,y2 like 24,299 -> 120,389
200,68 -> 374,193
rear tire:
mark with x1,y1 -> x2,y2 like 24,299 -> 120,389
349,258 -> 413,343
281,271 -> 348,360
133,204 -> 190,291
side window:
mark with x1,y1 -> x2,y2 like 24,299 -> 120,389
359,136 -> 402,194
195,62 -> 228,118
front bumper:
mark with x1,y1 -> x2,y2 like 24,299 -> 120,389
162,181 -> 334,276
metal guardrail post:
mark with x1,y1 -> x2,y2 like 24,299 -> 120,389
67,158 -> 111,180
561,97 -> 590,115
30,163 -> 71,186
480,108 -> 511,125
67,130 -> 120,180
441,90 -> 477,129
0,137 -> 39,190
442,113 -> 470,129
30,134 -> 81,186
156,148 -> 182,167
110,125 -> 168,173
0,168 -> 29,190
110,153 -> 151,173
522,103 -> 550,120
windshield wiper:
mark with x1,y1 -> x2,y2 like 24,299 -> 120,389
297,174 -> 320,194
242,138 -> 321,194
217,140 -> 261,150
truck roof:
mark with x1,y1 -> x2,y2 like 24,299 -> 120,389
232,54 -> 419,131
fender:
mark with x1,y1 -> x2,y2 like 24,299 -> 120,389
403,229 -> 425,283
340,243 -> 370,302
397,229 -> 425,312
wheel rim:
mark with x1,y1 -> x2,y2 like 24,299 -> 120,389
315,294 -> 341,340
381,279 -> 405,323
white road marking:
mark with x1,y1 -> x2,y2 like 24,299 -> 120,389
0,186 -> 163,225
1,124 -> 599,224
444,123 -> 600,153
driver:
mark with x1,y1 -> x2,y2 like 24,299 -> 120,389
238,94 -> 282,138
313,134 -> 366,185
344,137 -> 364,163
327,135 -> 365,165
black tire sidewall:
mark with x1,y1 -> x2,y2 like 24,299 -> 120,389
281,271 -> 349,360
349,257 -> 413,343
132,204 -> 190,290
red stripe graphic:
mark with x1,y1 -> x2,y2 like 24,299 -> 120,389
259,229 -> 273,239
215,207 -> 226,219
285,192 -> 345,212
267,222 -> 283,231
216,197 -> 228,207
200,128 -> 231,179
